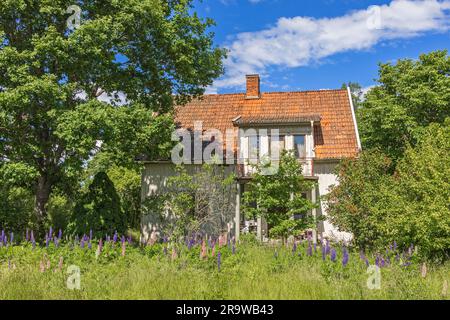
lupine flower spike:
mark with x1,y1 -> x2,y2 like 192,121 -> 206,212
31,230 -> 36,249
200,240 -> 207,259
171,247 -> 177,260
121,238 -> 126,257
421,263 -> 427,278
217,252 -> 221,272
342,247 -> 349,266
330,248 -> 337,262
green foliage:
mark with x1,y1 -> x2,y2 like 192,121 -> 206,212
358,50 -> 450,160
326,122 -> 450,260
68,172 -> 125,238
341,82 -> 363,110
107,166 -> 142,229
242,151 -> 318,240
0,162 -> 36,231
155,162 -> 236,242
0,0 -> 225,224
46,192 -> 74,232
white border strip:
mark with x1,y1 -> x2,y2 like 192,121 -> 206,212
347,86 -> 362,151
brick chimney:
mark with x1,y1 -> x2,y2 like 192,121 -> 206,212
246,74 -> 260,99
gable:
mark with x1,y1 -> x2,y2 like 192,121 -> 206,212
175,88 -> 360,160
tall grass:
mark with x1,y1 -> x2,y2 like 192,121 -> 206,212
0,239 -> 448,300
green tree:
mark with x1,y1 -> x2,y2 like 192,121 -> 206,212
68,171 -> 125,238
358,50 -> 450,160
0,0 -> 225,232
326,121 -> 450,259
242,151 -> 317,242
342,82 -> 363,110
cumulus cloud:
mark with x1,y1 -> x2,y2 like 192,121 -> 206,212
213,0 -> 450,90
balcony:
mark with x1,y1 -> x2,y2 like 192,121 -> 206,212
237,158 -> 314,178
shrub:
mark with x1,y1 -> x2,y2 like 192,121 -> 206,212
68,172 -> 126,238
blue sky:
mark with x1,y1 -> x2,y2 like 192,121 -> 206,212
192,0 -> 450,94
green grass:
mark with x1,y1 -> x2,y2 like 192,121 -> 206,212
0,239 -> 448,300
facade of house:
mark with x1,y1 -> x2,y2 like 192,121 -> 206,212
140,74 -> 361,243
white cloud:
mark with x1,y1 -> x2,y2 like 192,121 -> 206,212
214,0 -> 450,89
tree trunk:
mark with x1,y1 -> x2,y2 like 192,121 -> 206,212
35,174 -> 52,235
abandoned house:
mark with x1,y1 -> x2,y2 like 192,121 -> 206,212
140,74 -> 361,243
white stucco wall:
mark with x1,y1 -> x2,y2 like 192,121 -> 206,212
314,161 -> 352,242
141,163 -> 237,242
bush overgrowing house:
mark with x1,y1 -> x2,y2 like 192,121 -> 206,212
140,75 -> 361,243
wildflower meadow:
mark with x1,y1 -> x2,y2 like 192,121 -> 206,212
0,229 -> 448,300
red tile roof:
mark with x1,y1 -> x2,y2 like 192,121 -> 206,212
175,89 -> 360,159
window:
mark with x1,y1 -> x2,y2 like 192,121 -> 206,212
269,135 -> 285,159
248,135 -> 259,160
294,135 -> 306,158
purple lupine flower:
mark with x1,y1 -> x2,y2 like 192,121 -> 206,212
3,234 -> 8,246
313,243 -> 317,253
10,232 -> 14,245
375,255 -> 380,267
128,235 -> 132,245
307,241 -> 312,257
88,240 -> 92,250
48,227 -> 53,239
188,238 -> 194,250
325,240 -> 330,255
402,261 -> 412,267
292,242 -> 297,254
113,231 -> 118,243
342,247 -> 349,266
89,229 -> 93,241
45,235 -> 50,248
1,230 -> 4,244
121,235 -> 125,246
58,229 -> 62,240
393,241 -> 397,250
330,248 -> 337,262
217,252 -> 221,272
322,246 -> 326,261
54,236 -> 58,248
365,258 -> 370,267
31,231 -> 36,249
26,228 -> 29,242
80,238 -> 85,249
232,243 -> 236,255
395,253 -> 400,262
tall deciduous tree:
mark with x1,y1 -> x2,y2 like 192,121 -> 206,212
0,0 -> 225,231
242,151 -> 317,242
358,50 -> 450,160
